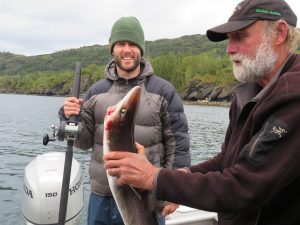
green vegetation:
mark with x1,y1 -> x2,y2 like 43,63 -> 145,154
0,51 -> 235,95
0,34 -> 235,96
149,52 -> 234,93
6,34 -> 299,97
0,45 -> 111,75
0,33 -> 299,96
0,64 -> 105,95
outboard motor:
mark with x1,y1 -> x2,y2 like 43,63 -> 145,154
22,62 -> 84,225
22,152 -> 84,225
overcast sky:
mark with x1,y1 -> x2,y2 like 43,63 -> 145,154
1,0 -> 300,56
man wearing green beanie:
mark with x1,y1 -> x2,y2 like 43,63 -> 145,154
59,16 -> 191,225
109,16 -> 145,56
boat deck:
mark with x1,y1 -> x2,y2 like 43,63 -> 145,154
166,206 -> 218,225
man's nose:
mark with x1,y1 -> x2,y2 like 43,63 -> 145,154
226,40 -> 238,55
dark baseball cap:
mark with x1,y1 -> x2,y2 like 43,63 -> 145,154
206,0 -> 297,42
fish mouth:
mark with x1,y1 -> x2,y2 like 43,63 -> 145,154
116,86 -> 141,112
104,86 -> 142,153
125,87 -> 141,107
105,86 -> 141,128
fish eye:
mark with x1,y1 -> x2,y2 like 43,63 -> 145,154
120,108 -> 127,117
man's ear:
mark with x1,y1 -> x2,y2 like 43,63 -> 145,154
109,44 -> 114,56
275,20 -> 289,45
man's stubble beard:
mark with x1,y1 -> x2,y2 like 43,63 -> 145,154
114,55 -> 141,73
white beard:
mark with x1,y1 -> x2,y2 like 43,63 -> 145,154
230,37 -> 278,82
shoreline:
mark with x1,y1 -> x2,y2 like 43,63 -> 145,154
183,99 -> 231,107
0,91 -> 231,107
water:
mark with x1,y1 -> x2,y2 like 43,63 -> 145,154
0,94 -> 229,225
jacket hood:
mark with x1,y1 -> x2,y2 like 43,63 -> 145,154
104,57 -> 154,81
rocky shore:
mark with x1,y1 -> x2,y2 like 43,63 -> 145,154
0,80 -> 238,107
183,99 -> 231,107
182,80 -> 237,106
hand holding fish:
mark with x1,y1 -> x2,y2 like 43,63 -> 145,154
103,143 -> 161,191
103,143 -> 179,218
162,202 -> 179,217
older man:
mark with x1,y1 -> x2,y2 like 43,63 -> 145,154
103,0 -> 300,224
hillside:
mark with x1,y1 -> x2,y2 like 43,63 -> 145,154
0,34 -> 236,103
0,34 -> 226,75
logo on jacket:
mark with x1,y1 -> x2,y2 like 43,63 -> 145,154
271,126 -> 287,138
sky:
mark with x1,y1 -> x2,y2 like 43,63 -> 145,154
1,0 -> 300,56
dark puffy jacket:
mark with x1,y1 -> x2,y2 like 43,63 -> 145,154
155,54 -> 300,225
60,58 -> 191,195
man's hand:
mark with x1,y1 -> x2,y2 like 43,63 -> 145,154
162,202 -> 179,217
63,97 -> 84,118
103,143 -> 160,191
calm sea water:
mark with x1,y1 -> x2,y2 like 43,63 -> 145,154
0,94 -> 229,225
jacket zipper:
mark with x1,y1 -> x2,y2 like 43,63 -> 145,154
249,122 -> 269,158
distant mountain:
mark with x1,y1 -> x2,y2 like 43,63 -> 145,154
0,45 -> 111,75
0,34 -> 226,75
147,34 -> 226,56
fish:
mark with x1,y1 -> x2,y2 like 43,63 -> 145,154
103,86 -> 163,225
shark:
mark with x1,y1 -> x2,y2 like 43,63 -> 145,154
103,86 -> 163,225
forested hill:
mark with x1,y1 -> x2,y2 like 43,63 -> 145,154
1,34 -> 299,103
0,34 -> 226,75
0,34 -> 236,103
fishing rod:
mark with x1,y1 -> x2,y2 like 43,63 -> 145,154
43,62 -> 82,225
58,62 -> 81,225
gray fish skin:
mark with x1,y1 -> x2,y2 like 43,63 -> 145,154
103,86 -> 162,225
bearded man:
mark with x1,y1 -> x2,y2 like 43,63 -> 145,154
103,1 -> 300,225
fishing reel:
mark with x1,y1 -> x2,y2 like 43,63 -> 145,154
42,125 -> 59,145
42,119 -> 82,146
43,62 -> 82,146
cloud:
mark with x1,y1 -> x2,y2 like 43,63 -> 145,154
0,0 -> 299,56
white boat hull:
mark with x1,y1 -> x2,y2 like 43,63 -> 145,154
166,206 -> 218,225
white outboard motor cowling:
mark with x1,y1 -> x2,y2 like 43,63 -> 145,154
22,152 -> 84,225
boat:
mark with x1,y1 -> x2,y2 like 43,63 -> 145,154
22,152 -> 218,225
166,206 -> 218,225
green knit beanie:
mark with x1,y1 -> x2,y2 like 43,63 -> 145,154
109,17 -> 145,55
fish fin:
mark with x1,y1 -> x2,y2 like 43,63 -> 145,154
129,186 -> 142,200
